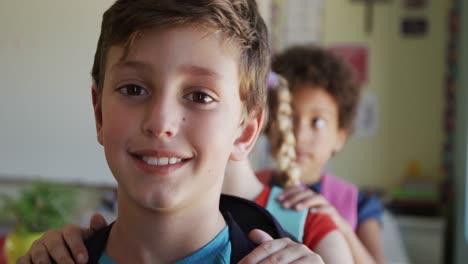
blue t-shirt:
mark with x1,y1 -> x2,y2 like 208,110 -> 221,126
310,181 -> 384,226
99,226 -> 231,264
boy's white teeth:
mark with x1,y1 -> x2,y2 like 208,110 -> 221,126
142,156 -> 182,166
159,157 -> 169,165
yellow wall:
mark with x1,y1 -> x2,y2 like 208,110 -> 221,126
322,1 -> 449,191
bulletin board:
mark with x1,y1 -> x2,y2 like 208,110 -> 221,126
258,0 -> 325,52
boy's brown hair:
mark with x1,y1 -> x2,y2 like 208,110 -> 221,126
272,45 -> 361,132
91,0 -> 269,114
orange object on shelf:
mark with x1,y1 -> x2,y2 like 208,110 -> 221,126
406,160 -> 422,178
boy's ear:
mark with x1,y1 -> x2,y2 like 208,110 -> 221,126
334,128 -> 348,153
229,110 -> 265,161
92,84 -> 104,146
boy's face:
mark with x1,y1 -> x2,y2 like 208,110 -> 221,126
292,86 -> 346,182
92,26 -> 259,210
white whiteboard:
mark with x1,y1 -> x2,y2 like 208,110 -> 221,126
0,0 -> 116,186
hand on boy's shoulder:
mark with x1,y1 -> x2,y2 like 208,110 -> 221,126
239,229 -> 324,264
17,213 -> 108,264
276,186 -> 350,232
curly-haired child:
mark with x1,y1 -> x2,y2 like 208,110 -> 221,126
258,45 -> 385,264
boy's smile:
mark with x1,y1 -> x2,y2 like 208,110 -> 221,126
94,26 -> 245,211
129,148 -> 193,175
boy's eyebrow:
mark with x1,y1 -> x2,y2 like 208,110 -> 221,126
111,60 -> 153,73
179,65 -> 222,79
111,62 -> 222,79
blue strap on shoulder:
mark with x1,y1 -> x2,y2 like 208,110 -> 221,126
265,186 -> 308,242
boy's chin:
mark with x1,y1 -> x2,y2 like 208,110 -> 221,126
124,185 -> 187,212
139,194 -> 185,212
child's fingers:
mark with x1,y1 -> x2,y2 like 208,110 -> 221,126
280,191 -> 316,209
42,230 -> 76,264
62,225 -> 89,263
248,229 -> 274,245
25,225 -> 89,264
17,254 -> 33,264
289,255 -> 324,264
28,239 -> 63,264
29,242 -> 53,264
240,235 -> 324,264
277,185 -> 309,201
258,244 -> 324,264
89,212 -> 108,231
239,236 -> 292,264
289,194 -> 329,211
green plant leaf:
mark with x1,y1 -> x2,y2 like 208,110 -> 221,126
1,181 -> 79,235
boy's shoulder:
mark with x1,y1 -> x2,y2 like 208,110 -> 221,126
220,194 -> 293,240
220,194 -> 295,262
84,194 -> 292,264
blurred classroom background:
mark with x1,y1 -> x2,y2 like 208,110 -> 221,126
1,0 -> 467,263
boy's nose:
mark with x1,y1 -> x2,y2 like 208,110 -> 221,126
142,99 -> 179,139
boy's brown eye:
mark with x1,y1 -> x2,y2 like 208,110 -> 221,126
119,84 -> 148,96
187,91 -> 214,104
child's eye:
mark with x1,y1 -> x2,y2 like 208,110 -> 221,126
312,118 -> 326,129
185,91 -> 214,104
118,84 -> 148,96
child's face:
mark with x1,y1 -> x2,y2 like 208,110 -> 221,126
93,26 -> 257,210
292,86 -> 346,182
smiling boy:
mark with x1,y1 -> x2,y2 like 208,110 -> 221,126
59,0 -> 309,263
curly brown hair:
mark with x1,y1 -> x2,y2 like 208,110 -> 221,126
91,0 -> 269,114
271,45 -> 361,132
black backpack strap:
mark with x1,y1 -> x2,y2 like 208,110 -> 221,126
223,212 -> 257,263
219,194 -> 296,241
84,223 -> 113,264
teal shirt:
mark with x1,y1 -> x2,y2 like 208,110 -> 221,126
99,226 -> 231,264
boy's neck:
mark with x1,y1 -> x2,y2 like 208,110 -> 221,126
222,160 -> 265,201
106,188 -> 226,263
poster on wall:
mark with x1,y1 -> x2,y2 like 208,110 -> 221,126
354,91 -> 379,137
402,0 -> 429,10
282,0 -> 324,48
401,17 -> 428,37
328,44 -> 369,86
258,0 -> 325,52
